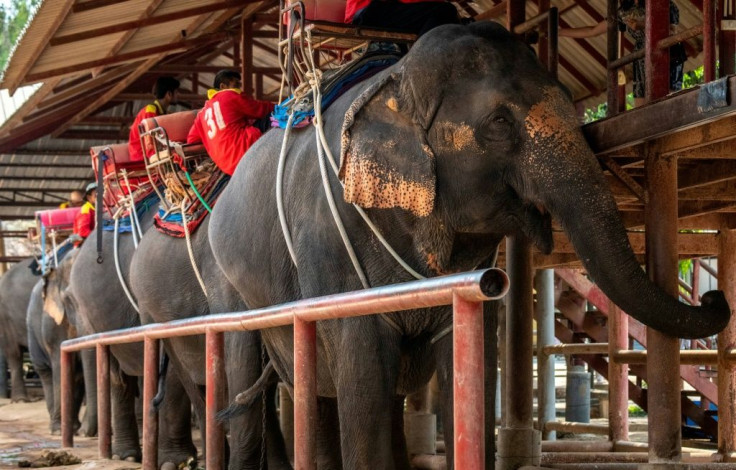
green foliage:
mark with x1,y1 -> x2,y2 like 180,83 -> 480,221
0,0 -> 40,72
628,404 -> 646,417
683,66 -> 705,89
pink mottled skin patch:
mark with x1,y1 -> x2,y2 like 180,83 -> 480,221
435,121 -> 481,153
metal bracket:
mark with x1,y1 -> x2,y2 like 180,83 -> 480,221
697,76 -> 729,113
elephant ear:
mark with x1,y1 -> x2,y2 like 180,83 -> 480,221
339,72 -> 436,217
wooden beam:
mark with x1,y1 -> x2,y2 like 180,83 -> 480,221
0,186 -> 84,192
72,0 -> 131,13
0,78 -> 62,137
52,0 -> 253,46
24,33 -> 228,84
679,180 -> 736,200
475,1 -> 507,20
678,160 -> 736,190
584,76 -> 736,155
49,57 -> 163,138
675,140 -> 736,159
0,175 -> 91,181
679,200 -> 736,219
0,162 -> 90,169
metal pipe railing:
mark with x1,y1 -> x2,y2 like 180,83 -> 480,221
61,268 -> 509,470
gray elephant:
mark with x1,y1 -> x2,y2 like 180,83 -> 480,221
129,216 -> 291,470
27,248 -> 98,436
208,22 -> 730,468
0,257 -> 40,402
70,208 -> 197,466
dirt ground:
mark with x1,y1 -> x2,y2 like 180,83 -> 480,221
0,398 -> 139,470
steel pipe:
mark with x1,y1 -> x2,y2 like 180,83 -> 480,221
540,452 -> 649,464
453,294 -> 484,470
96,344 -> 111,459
544,421 -> 609,435
142,338 -> 159,470
294,318 -> 316,470
205,331 -> 225,470
60,350 -> 74,448
62,270 -> 509,352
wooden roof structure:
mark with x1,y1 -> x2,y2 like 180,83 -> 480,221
0,0 -> 732,269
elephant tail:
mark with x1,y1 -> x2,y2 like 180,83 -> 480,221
151,352 -> 169,410
217,361 -> 277,422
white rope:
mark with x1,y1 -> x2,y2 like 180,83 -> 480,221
113,217 -> 140,314
50,231 -> 59,268
180,200 -> 208,297
122,169 -> 144,240
276,113 -> 299,267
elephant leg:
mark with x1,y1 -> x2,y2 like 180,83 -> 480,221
335,321 -> 400,470
265,382 -> 292,470
0,348 -> 7,399
225,332 -> 270,470
35,362 -> 56,433
7,345 -> 28,402
72,355 -> 86,434
80,348 -> 98,437
156,367 -> 198,470
50,351 -> 82,435
110,363 -> 141,462
391,396 -> 411,470
316,396 -> 342,470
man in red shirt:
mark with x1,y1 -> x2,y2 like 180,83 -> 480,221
128,76 -> 181,162
71,183 -> 97,247
187,70 -> 274,175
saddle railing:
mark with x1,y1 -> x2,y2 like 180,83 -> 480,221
60,269 -> 509,470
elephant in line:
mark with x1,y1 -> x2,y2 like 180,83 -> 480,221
27,248 -> 98,436
209,22 -> 730,469
129,217 -> 291,470
0,257 -> 40,402
70,208 -> 197,466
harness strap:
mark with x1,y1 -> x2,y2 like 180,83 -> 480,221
430,325 -> 453,345
379,314 -> 403,335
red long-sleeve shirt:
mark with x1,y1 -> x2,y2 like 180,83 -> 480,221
72,201 -> 95,247
187,89 -> 274,175
128,101 -> 163,162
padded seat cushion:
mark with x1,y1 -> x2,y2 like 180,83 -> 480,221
140,110 -> 198,143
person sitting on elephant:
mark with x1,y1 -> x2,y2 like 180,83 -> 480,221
186,70 -> 274,175
346,0 -> 461,37
70,183 -> 97,248
128,76 -> 181,162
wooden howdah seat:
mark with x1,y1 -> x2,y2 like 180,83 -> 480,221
90,143 -> 156,214
139,110 -> 210,210
282,0 -> 416,54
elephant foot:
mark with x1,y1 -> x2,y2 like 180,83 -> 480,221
111,444 -> 141,463
50,429 -> 61,436
158,448 -> 197,470
10,397 -> 30,403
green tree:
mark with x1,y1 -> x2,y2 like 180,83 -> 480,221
0,0 -> 40,72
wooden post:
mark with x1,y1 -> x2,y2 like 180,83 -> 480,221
645,0 -> 670,102
644,143 -> 682,463
720,0 -> 736,76
606,0 -> 619,116
608,301 -> 629,443
506,0 -> 525,33
497,236 -> 540,469
703,0 -> 716,82
96,344 -> 111,459
718,227 -> 736,460
241,15 -> 254,96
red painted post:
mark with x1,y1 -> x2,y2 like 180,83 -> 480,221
294,318 -> 317,470
206,330 -> 226,470
717,227 -> 736,460
606,0 -> 619,116
96,344 -> 111,459
703,0 -> 716,82
645,0 -> 670,101
142,337 -> 159,470
608,301 -> 629,443
453,293 -> 484,470
61,350 -> 74,448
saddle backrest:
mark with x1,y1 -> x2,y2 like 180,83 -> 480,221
90,143 -> 138,175
36,207 -> 81,232
140,110 -> 198,144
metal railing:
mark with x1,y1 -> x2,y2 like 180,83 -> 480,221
61,269 -> 509,470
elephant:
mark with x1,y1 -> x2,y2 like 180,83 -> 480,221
208,22 -> 730,469
129,217 -> 291,470
0,257 -> 40,402
69,207 -> 197,466
27,248 -> 98,436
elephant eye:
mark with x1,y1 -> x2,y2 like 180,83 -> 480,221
482,112 -> 515,143
493,116 -> 508,124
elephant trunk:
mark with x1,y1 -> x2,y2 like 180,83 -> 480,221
539,150 -> 729,339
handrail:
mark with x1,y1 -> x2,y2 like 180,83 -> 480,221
608,24 -> 704,71
62,269 -> 508,352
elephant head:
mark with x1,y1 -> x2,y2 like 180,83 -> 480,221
42,248 -> 80,336
340,21 -> 729,338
